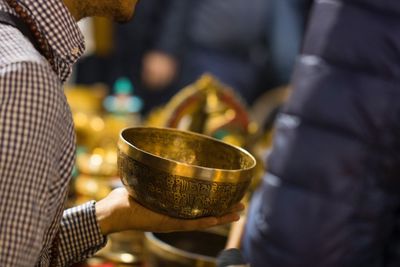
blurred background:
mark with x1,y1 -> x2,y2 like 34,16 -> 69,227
67,0 -> 313,266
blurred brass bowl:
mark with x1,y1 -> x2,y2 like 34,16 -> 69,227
144,229 -> 227,267
118,127 -> 256,219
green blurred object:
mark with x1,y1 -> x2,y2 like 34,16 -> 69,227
104,77 -> 143,114
114,77 -> 134,95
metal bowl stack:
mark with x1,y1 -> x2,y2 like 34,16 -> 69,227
118,127 -> 256,219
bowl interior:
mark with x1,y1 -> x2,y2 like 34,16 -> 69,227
121,128 -> 254,171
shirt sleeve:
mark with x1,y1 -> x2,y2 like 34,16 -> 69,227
56,201 -> 107,266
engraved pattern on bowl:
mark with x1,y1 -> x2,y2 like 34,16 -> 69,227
118,127 -> 256,219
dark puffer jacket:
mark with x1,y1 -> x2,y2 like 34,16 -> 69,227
243,0 -> 400,266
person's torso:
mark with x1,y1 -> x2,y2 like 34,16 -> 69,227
0,22 -> 76,266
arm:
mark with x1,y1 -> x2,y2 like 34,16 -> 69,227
152,0 -> 194,58
55,187 -> 244,266
141,0 -> 193,89
56,202 -> 106,266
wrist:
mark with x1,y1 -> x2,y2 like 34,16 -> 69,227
95,199 -> 113,236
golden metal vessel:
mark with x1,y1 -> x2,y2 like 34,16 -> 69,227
118,127 -> 256,219
145,230 -> 227,267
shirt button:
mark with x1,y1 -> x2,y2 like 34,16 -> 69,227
71,47 -> 80,56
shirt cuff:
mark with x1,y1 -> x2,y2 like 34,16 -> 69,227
59,201 -> 107,265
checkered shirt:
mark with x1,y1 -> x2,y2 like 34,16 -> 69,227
0,0 -> 107,266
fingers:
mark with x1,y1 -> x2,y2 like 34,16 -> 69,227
139,202 -> 246,233
166,211 -> 242,233
190,212 -> 241,229
182,205 -> 244,231
229,202 -> 245,213
185,217 -> 219,231
215,212 -> 241,226
162,216 -> 215,232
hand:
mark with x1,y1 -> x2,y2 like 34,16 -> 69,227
141,51 -> 177,90
95,188 -> 244,235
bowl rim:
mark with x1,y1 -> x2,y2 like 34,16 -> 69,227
144,231 -> 219,264
118,127 -> 256,183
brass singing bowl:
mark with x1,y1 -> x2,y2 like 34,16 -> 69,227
118,127 -> 256,219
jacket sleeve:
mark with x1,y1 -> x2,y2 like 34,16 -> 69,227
243,0 -> 400,266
